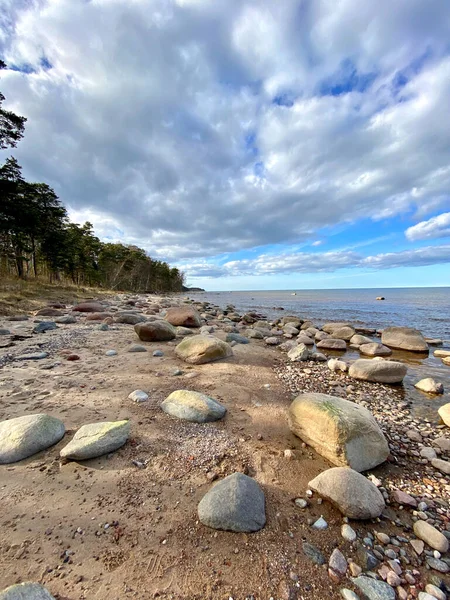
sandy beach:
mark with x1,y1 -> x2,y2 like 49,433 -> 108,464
0,293 -> 449,600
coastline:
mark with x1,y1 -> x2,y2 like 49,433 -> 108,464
0,293 -> 449,599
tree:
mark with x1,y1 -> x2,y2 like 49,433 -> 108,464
0,60 -> 26,149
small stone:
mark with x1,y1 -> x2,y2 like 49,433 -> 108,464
391,490 -> 417,507
352,576 -> 396,600
0,583 -> 56,599
426,557 -> 449,573
294,498 -> 308,509
303,542 -> 325,565
128,390 -> 149,403
414,378 -> 444,394
418,593 -> 440,600
341,524 -> 357,542
425,584 -> 446,600
386,571 -> 401,587
349,563 -> 362,577
312,516 -> 328,530
105,350 -> 117,356
430,458 -> 450,475
375,532 -> 390,544
413,521 -> 449,553
153,350 -> 164,357
284,449 -> 295,460
340,590 -> 360,600
329,548 -> 347,576
420,447 -> 437,460
128,345 -> 147,353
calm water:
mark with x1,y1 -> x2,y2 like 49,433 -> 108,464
187,287 -> 450,421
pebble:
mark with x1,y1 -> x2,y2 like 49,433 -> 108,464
128,390 -> 149,403
375,532 -> 390,544
341,524 -> 357,542
425,584 -> 446,600
153,350 -> 164,357
105,350 -> 117,356
426,557 -> 449,573
294,498 -> 308,509
303,542 -> 325,565
312,516 -> 328,530
128,345 -> 147,352
329,548 -> 347,575
340,590 -> 360,600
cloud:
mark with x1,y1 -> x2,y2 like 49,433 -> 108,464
0,0 -> 450,267
405,212 -> 450,241
181,244 -> 450,278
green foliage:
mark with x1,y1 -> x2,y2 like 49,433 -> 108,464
0,63 -> 184,293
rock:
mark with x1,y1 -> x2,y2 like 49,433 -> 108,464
328,358 -> 348,372
114,313 -> 147,325
355,545 -> 379,571
315,331 -> 330,341
359,343 -> 392,357
176,326 -> 195,336
164,306 -> 202,327
443,356 -> 450,366
432,457 -> 450,474
312,516 -> 328,530
128,344 -> 147,352
198,473 -> 265,532
55,315 -> 77,324
283,325 -> 299,335
409,539 -> 424,555
288,393 -> 389,472
0,414 -> 65,464
134,321 -> 176,342
60,420 -> 130,461
434,349 -> 450,358
297,334 -> 315,345
329,548 -> 347,575
375,532 -> 390,544
303,542 -> 326,565
414,378 -> 444,394
247,329 -> 264,339
352,576 -> 396,600
105,350 -> 117,356
175,335 -> 233,364
128,390 -> 149,403
349,359 -> 407,384
350,334 -> 373,345
391,489 -> 417,507
35,308 -> 62,317
426,558 -> 449,573
161,390 -> 226,423
294,498 -> 308,508
340,590 -> 360,600
438,403 -> 450,426
0,582 -> 56,599
309,468 -> 385,519
97,323 -> 109,331
425,584 -> 446,600
287,343 -> 309,362
311,351 -> 327,361
413,521 -> 449,553
317,338 -> 347,350
86,312 -> 113,321
322,322 -> 351,334
433,436 -> 450,452
265,336 -> 280,345
381,326 -> 428,352
72,302 -> 106,313
331,326 -> 356,341
420,447 -> 437,460
33,321 -> 57,334
15,352 -> 49,361
226,333 -> 249,344
0,328 -> 11,335
153,350 -> 164,357
341,524 -> 357,542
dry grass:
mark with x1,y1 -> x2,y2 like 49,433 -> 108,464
0,277 -> 116,316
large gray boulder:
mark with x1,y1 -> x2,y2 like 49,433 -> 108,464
322,322 -> 350,334
114,313 -> 147,325
288,393 -> 389,472
316,338 -> 347,350
287,343 -> 310,362
308,468 -> 385,519
72,302 -> 106,313
134,321 -> 176,341
60,420 -> 130,460
330,326 -> 355,341
164,306 -> 202,327
175,335 -> 233,364
0,583 -> 56,599
161,390 -> 226,423
381,326 -> 428,352
0,414 -> 65,464
350,334 -> 373,346
198,473 -> 266,532
349,359 -> 407,383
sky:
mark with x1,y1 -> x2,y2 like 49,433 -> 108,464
1,0 -> 450,291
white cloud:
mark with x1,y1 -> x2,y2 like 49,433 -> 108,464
0,0 -> 450,267
405,212 -> 450,241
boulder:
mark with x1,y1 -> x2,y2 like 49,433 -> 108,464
327,358 -> 348,372
55,315 -> 77,324
413,521 -> 449,553
322,322 -> 351,334
308,467 -> 385,519
225,333 -> 250,344
287,343 -> 309,362
0,414 -> 65,464
161,390 -> 226,423
288,393 -> 389,472
134,321 -> 176,342
114,313 -> 147,325
315,331 -> 329,341
72,302 -> 106,313
33,321 -> 57,334
349,359 -> 407,384
434,349 -> 450,358
198,473 -> 265,532
35,308 -> 62,317
414,378 -> 444,394
297,334 -> 315,345
317,338 -> 347,350
60,420 -> 130,460
359,343 -> 392,356
164,306 -> 202,327
350,334 -> 373,346
331,326 -> 355,341
381,326 -> 428,352
438,403 -> 450,426
85,312 -> 113,321
0,583 -> 56,599
443,356 -> 450,366
175,335 -> 233,364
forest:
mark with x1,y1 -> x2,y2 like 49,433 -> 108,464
0,60 -> 184,292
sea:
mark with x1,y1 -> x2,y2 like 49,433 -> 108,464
186,287 -> 450,421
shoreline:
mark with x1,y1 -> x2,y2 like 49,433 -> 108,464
0,293 -> 449,599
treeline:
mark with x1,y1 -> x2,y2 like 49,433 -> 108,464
0,61 -> 184,292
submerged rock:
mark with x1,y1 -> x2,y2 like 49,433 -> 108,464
0,414 -> 65,464
288,393 -> 389,472
414,378 -> 444,394
359,343 -> 392,356
198,473 -> 265,532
